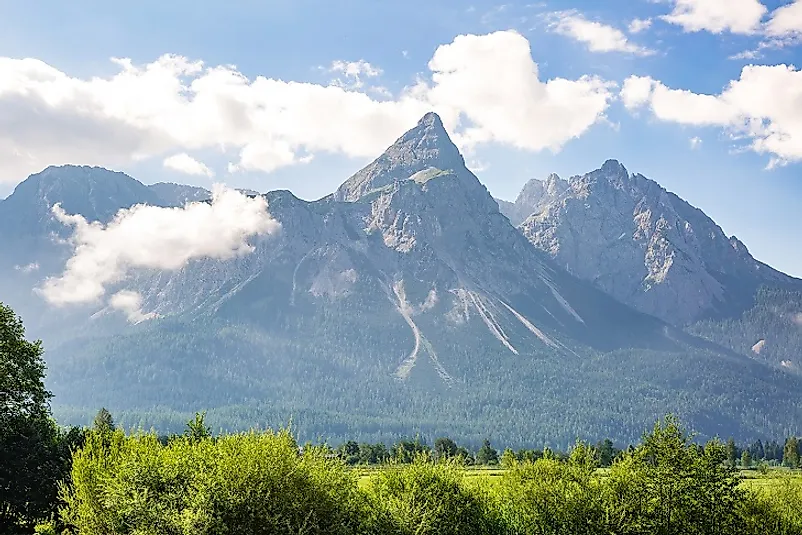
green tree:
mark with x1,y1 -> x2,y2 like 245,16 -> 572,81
605,415 -> 744,535
0,303 -> 61,533
741,449 -> 752,469
184,411 -> 211,442
783,437 -> 799,468
726,437 -> 738,468
476,439 -> 498,465
595,439 -> 618,467
92,407 -> 115,434
433,437 -> 458,461
500,448 -> 517,469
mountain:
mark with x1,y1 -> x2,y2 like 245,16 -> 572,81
498,173 -> 568,226
2,117 -> 802,447
510,159 -> 802,369
148,182 -> 211,205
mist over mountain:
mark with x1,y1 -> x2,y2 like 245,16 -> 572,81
1,114 -> 801,447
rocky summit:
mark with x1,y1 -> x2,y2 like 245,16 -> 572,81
2,114 -> 801,446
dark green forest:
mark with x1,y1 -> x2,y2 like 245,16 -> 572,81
47,304 -> 802,450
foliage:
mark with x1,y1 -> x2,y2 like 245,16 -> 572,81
60,428 -> 373,535
493,441 -> 605,534
366,455 -> 493,535
0,302 -> 85,533
604,416 -> 744,535
476,439 -> 498,465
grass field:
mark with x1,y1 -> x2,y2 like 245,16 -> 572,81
355,465 -> 802,494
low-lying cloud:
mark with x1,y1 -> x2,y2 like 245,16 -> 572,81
109,290 -> 158,324
38,186 -> 280,317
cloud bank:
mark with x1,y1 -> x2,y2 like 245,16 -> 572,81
0,31 -> 615,183
38,186 -> 280,316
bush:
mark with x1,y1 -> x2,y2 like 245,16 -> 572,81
59,428 -> 372,535
494,442 -> 606,535
365,455 -> 492,535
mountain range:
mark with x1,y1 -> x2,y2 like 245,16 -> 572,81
1,112 -> 800,448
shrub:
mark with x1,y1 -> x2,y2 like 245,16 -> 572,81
365,454 -> 492,535
59,428 -> 372,535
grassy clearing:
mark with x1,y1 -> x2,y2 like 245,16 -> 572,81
357,466 -> 802,494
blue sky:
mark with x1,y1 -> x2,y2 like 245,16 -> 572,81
1,0 -> 802,276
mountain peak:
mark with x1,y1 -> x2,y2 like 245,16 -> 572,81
418,111 -> 445,128
334,112 -> 465,202
601,159 -> 627,176
4,165 -> 163,225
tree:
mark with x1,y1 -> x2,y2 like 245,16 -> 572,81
433,437 -> 458,461
500,448 -> 517,469
726,438 -> 738,468
783,437 -> 799,468
92,408 -> 115,434
0,303 -> 58,533
476,439 -> 498,465
605,415 -> 744,535
596,439 -> 618,467
184,411 -> 211,442
741,449 -> 752,468
749,439 -> 764,461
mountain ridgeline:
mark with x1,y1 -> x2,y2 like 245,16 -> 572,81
1,113 -> 801,447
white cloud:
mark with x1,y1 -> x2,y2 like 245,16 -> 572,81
628,18 -> 653,33
793,312 -> 802,326
38,185 -> 280,306
163,153 -> 214,177
425,31 -> 615,152
660,0 -> 767,34
621,65 -> 802,165
690,136 -> 702,149
548,11 -> 655,55
620,76 -> 656,110
109,290 -> 157,324
765,0 -> 802,38
328,59 -> 383,90
13,262 -> 39,273
0,31 -> 614,183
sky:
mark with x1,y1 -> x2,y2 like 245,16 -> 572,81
1,0 -> 802,276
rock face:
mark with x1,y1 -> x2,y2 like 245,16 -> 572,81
334,112 -> 465,202
498,174 -> 568,226
517,160 -> 794,325
148,183 -> 211,205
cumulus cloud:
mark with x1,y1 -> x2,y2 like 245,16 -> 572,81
628,18 -> 653,34
109,290 -> 158,324
689,136 -> 703,149
548,11 -> 655,55
38,186 -> 280,306
0,31 -> 614,183
660,0 -> 767,34
766,0 -> 802,37
163,153 -> 214,177
621,65 -> 802,166
425,31 -> 615,152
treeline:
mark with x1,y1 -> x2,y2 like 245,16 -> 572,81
30,418 -> 802,535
